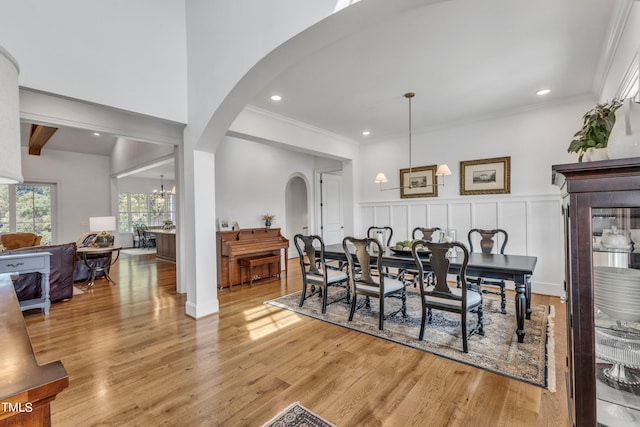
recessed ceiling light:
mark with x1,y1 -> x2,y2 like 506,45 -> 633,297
536,89 -> 551,96
362,130 -> 370,136
93,132 -> 101,136
270,95 -> 282,101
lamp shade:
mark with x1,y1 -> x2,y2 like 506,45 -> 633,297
436,164 -> 452,176
0,44 -> 23,184
375,173 -> 388,184
89,216 -> 116,232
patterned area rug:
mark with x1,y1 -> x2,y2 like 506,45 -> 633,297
261,402 -> 336,427
121,248 -> 156,256
266,286 -> 555,391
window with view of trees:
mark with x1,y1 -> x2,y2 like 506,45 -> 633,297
118,192 -> 175,232
0,183 -> 55,245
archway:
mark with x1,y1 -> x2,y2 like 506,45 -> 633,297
285,174 -> 309,259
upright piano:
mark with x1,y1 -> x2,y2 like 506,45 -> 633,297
216,227 -> 289,288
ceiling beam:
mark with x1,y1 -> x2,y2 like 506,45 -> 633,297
29,124 -> 58,155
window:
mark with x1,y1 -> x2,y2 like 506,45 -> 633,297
0,183 -> 56,245
118,192 -> 175,232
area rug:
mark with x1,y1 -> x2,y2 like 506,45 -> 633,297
261,401 -> 336,427
121,248 -> 156,256
266,287 -> 555,391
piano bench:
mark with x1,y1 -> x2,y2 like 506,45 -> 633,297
239,255 -> 281,288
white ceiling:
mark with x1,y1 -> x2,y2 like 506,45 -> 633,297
23,0 -> 616,174
248,0 -> 615,142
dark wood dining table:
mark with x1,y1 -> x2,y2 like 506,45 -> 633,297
322,243 -> 538,343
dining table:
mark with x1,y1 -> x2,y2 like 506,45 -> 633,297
322,243 -> 538,343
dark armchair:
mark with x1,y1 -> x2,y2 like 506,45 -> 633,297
467,228 -> 509,314
411,239 -> 484,353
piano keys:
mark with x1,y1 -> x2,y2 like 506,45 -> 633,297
217,227 -> 289,288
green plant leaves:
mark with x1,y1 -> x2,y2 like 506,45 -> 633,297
567,99 -> 622,161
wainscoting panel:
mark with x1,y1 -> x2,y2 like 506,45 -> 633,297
429,204 -> 449,236
391,205 -> 408,241
473,202 -> 499,229
359,194 -> 564,296
500,201 -> 528,256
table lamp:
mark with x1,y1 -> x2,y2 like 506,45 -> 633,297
90,216 -> 116,247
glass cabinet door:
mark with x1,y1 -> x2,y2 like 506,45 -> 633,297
591,207 -> 640,426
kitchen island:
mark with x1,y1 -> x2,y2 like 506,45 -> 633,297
155,230 -> 176,262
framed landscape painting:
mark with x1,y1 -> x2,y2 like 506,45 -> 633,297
460,156 -> 511,195
400,165 -> 438,198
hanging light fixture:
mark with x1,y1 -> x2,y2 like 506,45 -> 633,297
0,44 -> 23,184
375,92 -> 451,191
153,174 -> 173,200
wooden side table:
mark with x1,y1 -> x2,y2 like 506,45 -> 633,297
77,246 -> 122,288
0,252 -> 52,314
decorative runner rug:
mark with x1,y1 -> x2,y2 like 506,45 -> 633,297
261,401 -> 336,427
266,287 -> 555,391
121,248 -> 156,256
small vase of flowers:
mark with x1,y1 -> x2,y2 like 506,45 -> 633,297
261,213 -> 275,228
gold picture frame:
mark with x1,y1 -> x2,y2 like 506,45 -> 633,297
400,165 -> 438,198
460,156 -> 511,195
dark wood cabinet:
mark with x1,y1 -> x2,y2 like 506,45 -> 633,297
553,158 -> 640,426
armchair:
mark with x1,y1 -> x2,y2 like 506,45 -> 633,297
411,239 -> 484,353
467,228 -> 509,314
1,232 -> 42,250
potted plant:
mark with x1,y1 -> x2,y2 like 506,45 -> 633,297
568,99 -> 622,162
261,213 -> 275,228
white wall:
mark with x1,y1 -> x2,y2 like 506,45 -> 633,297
215,135 -> 342,239
20,147 -> 110,245
357,99 -> 596,296
111,138 -> 176,177
0,0 -> 188,123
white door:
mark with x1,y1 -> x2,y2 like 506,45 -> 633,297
321,173 -> 344,245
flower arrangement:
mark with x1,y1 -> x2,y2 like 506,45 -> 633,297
261,213 -> 275,222
261,213 -> 275,228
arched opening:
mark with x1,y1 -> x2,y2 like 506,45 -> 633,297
285,174 -> 309,258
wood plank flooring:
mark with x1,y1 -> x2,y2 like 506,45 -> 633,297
22,253 -> 569,426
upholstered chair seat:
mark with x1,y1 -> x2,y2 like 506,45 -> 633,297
1,232 -> 42,250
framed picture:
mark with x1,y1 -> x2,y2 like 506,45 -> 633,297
399,165 -> 438,198
217,218 -> 231,231
232,221 -> 240,230
460,156 -> 511,195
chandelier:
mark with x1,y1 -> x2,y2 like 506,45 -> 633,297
375,92 -> 451,191
153,175 -> 175,200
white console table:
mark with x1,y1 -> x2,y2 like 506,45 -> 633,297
0,252 -> 52,314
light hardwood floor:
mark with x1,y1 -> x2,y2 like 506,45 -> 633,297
23,253 -> 569,426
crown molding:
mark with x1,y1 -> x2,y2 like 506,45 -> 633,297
593,0 -> 635,98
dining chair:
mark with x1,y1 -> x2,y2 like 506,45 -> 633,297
366,226 -> 396,277
367,226 -> 393,247
411,239 -> 484,353
294,234 -> 349,313
411,227 -> 443,242
342,236 -> 407,330
468,228 -> 509,314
